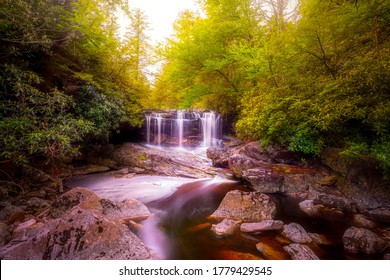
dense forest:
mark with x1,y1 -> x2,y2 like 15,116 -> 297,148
1,0 -> 389,176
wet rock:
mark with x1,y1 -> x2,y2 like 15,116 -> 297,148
48,187 -> 101,218
319,176 -> 337,186
0,222 -> 11,246
383,253 -> 390,260
368,208 -> 390,224
211,219 -> 240,236
283,244 -> 319,260
207,146 -> 229,168
240,220 -> 284,233
0,205 -> 25,224
281,223 -> 312,244
352,214 -> 376,229
312,193 -> 356,212
101,198 -> 151,223
343,227 -> 388,255
256,242 -> 287,259
211,190 -> 276,222
308,233 -> 335,246
299,200 -> 323,217
0,206 -> 152,260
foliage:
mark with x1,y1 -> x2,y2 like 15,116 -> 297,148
0,0 -> 151,164
151,0 -> 390,175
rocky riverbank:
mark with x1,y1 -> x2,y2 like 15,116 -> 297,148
206,141 -> 390,259
0,141 -> 389,259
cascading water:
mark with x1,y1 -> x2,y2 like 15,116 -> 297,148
200,112 -> 222,147
144,110 -> 222,148
176,110 -> 184,148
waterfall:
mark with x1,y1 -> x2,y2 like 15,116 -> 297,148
156,113 -> 163,147
200,112 -> 221,147
144,110 -> 222,148
146,115 -> 151,144
177,110 -> 184,148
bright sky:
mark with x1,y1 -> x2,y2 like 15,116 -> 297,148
120,0 -> 199,44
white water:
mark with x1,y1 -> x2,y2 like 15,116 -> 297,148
146,115 -> 151,144
176,110 -> 184,148
200,112 -> 222,147
144,110 -> 222,148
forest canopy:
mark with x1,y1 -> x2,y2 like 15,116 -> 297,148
149,0 -> 390,174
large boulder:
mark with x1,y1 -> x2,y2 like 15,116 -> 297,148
281,223 -> 313,244
211,190 -> 276,222
228,154 -> 262,178
283,244 -> 319,260
0,187 -> 153,260
342,227 -> 388,255
0,206 -> 151,260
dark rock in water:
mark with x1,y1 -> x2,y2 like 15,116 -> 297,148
0,205 -> 25,224
281,223 -> 313,244
383,253 -> 390,260
0,222 -> 11,247
352,214 -> 376,229
240,220 -> 284,233
283,243 -> 319,260
211,190 -> 276,222
299,200 -> 345,219
311,192 -> 356,212
308,233 -> 335,246
256,241 -> 287,259
299,200 -> 323,217
368,208 -> 390,224
343,227 -> 388,255
211,219 -> 240,236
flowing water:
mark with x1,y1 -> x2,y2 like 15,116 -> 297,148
67,168 -> 355,260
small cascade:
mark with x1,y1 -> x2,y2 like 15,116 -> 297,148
200,112 -> 222,147
144,110 -> 222,148
146,115 -> 152,144
176,110 -> 184,148
156,113 -> 163,147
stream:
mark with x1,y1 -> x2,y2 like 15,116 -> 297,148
67,149 -> 354,260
